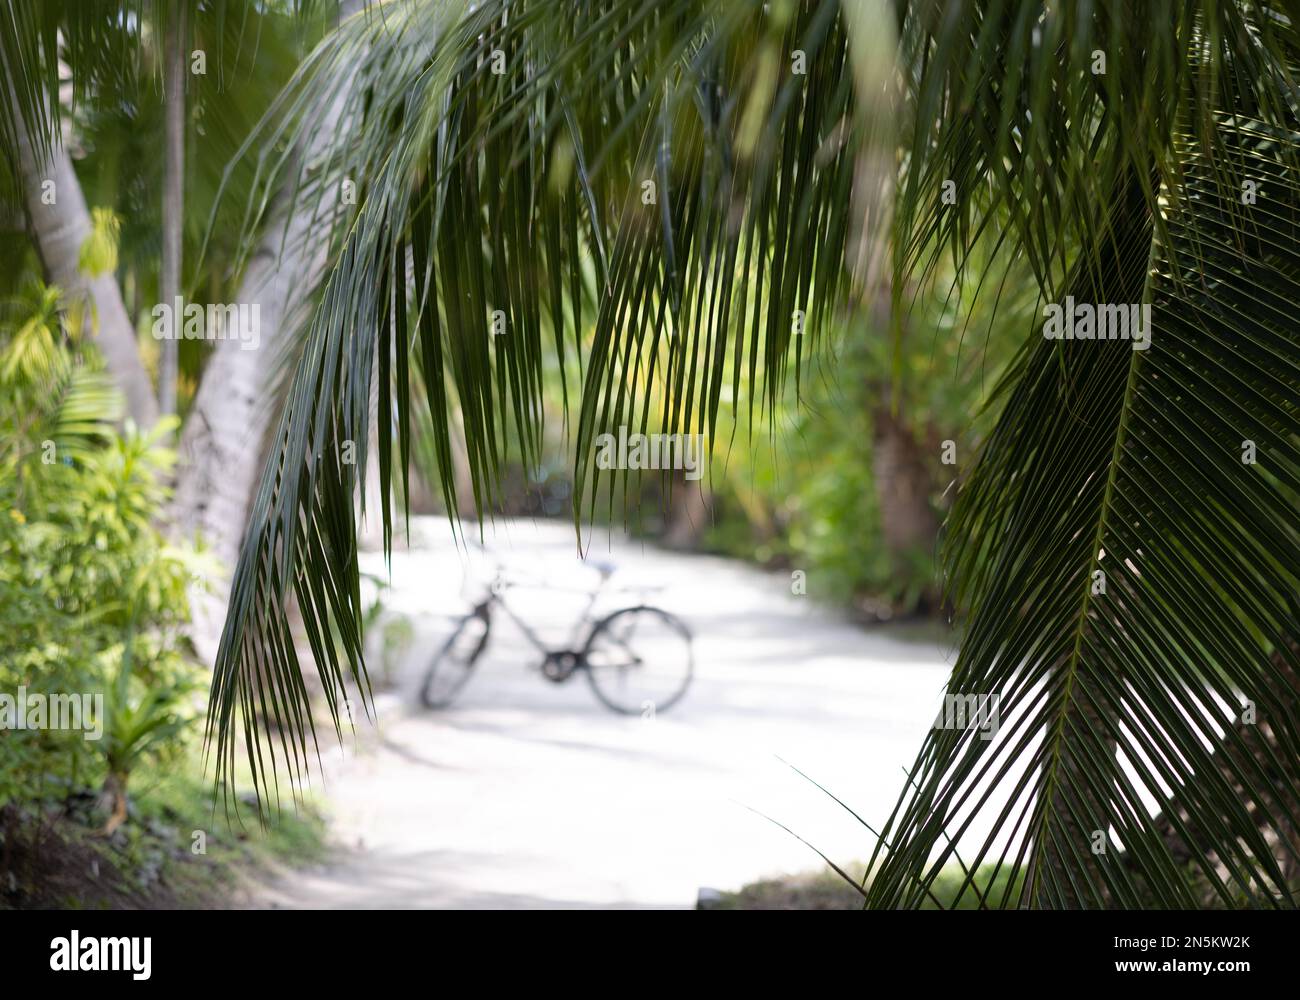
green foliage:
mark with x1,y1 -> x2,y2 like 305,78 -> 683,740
0,1 -> 334,394
6,0 -> 1282,915
1,742 -> 327,908
704,352 -> 899,607
202,0 -> 867,804
77,208 -> 120,278
703,266 -> 1028,612
196,0 -> 1050,801
102,636 -> 195,788
0,281 -> 203,816
864,2 -> 1300,909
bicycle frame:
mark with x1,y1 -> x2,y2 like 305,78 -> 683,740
423,556 -> 694,713
473,570 -> 608,660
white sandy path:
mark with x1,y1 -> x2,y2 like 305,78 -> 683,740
251,518 -> 963,909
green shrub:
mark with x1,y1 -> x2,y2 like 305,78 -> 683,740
0,281 -> 202,823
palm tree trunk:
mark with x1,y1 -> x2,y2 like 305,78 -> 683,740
169,0 -> 364,665
663,471 -> 711,549
848,92 -> 939,596
871,402 -> 937,558
169,190 -> 333,664
4,69 -> 157,429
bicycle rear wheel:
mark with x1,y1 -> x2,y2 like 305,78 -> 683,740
420,606 -> 491,708
583,606 -> 693,715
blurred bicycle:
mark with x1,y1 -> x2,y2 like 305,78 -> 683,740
420,554 -> 693,714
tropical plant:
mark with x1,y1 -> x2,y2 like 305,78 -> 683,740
0,278 -> 121,479
703,261 -> 1029,613
1,0 -> 349,665
100,632 -> 194,834
155,0 -> 1300,909
204,0 -> 862,801
858,1 -> 1300,910
0,283 -> 202,823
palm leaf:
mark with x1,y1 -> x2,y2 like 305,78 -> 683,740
0,0 -> 336,183
208,0 -> 1300,917
42,360 -> 123,459
205,0 -> 862,806
864,0 -> 1300,909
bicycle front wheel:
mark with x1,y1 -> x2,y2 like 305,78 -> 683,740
583,606 -> 693,715
420,607 -> 491,709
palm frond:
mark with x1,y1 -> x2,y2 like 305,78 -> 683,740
864,1 -> 1300,909
1,0 -> 122,168
0,0 -> 337,182
209,0 -> 1300,917
42,360 -> 123,459
206,0 -> 862,806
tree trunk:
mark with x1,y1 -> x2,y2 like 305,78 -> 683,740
662,471 -> 711,549
169,0 -> 364,665
99,771 -> 129,836
4,67 -> 157,429
168,191 -> 333,665
158,5 -> 186,417
849,118 -> 939,590
871,403 -> 938,558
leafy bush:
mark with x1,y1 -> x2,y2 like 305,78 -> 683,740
0,281 -> 203,824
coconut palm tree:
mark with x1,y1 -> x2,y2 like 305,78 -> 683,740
859,0 -> 1300,910
204,0 -> 866,798
0,1 -> 281,427
1,0 -> 352,660
2,1 -> 160,428
56,0 -> 1300,908
170,0 -> 366,666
